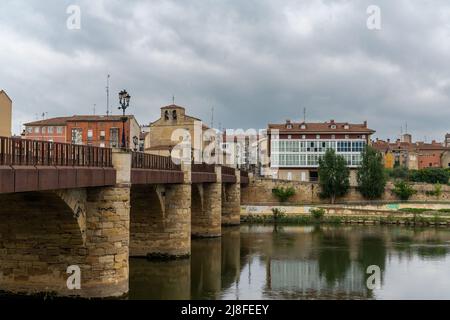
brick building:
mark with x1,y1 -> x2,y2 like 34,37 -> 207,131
373,133 -> 450,169
24,115 -> 140,149
267,119 -> 375,182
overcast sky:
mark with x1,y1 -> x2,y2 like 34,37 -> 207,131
1,0 -> 449,141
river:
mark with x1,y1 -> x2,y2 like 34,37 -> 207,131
129,224 -> 450,300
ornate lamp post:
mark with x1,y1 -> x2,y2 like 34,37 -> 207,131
118,90 -> 131,149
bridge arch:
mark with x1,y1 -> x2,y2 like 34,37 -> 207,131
0,191 -> 85,295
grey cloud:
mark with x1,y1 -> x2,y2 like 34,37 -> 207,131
0,0 -> 449,141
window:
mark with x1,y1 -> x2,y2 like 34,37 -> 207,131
71,128 -> 83,145
344,125 -> 349,129
48,126 -> 54,134
288,135 -> 292,139
34,127 -> 40,134
331,125 -> 336,129
100,143 -> 105,148
87,129 -> 93,140
345,135 -> 349,139
300,124 -> 306,129
351,141 -> 365,152
331,134 -> 335,139
27,127 -> 32,134
316,134 -> 320,139
286,124 -> 292,129
110,128 -> 119,148
42,127 -> 47,134
337,141 -> 351,152
302,135 -> 306,139
57,126 -> 63,134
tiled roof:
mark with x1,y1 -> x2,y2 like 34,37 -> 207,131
268,120 -> 375,133
24,115 -> 135,126
373,140 -> 450,152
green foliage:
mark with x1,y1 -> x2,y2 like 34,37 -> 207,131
425,184 -> 443,197
318,149 -> 350,204
357,146 -> 387,199
398,208 -> 427,214
271,208 -> 286,221
392,181 -> 417,200
438,208 -> 450,213
409,168 -> 450,184
310,208 -> 326,220
272,186 -> 296,202
386,166 -> 410,180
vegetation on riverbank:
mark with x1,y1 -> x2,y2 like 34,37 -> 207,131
242,207 -> 450,227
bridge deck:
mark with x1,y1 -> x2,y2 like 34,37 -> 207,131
0,137 -> 249,193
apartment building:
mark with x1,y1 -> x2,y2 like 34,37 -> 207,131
267,119 -> 375,182
24,115 -> 140,149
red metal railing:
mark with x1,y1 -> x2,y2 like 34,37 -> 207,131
192,163 -> 215,173
131,152 -> 181,171
0,136 -> 112,167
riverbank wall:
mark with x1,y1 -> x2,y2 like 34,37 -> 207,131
241,203 -> 450,226
241,178 -> 450,205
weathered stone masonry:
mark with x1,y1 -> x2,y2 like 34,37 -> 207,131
221,170 -> 241,226
0,149 -> 131,298
191,166 -> 222,238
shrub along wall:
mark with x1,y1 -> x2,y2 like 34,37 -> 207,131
241,178 -> 450,205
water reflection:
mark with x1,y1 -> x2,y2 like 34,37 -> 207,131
129,225 -> 450,300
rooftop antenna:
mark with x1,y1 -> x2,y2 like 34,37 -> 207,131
211,106 -> 214,128
172,95 -> 175,105
93,104 -> 96,115
303,107 -> 306,123
405,122 -> 408,134
106,74 -> 110,116
41,112 -> 48,120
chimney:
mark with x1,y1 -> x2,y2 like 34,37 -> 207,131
330,119 -> 335,124
363,120 -> 367,128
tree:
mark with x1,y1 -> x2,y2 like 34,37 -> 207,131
357,146 -> 387,199
318,149 -> 350,204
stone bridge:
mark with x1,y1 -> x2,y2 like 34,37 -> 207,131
0,137 -> 249,298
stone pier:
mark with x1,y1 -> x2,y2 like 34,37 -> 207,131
221,169 -> 241,226
191,166 -> 222,238
0,149 -> 131,298
130,164 -> 191,258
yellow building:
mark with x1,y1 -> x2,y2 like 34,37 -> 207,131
145,104 -> 210,157
383,152 -> 395,169
0,90 -> 12,137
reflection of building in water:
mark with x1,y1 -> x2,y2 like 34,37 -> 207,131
221,227 -> 241,291
267,259 -> 370,299
128,258 -> 190,300
191,238 -> 222,299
